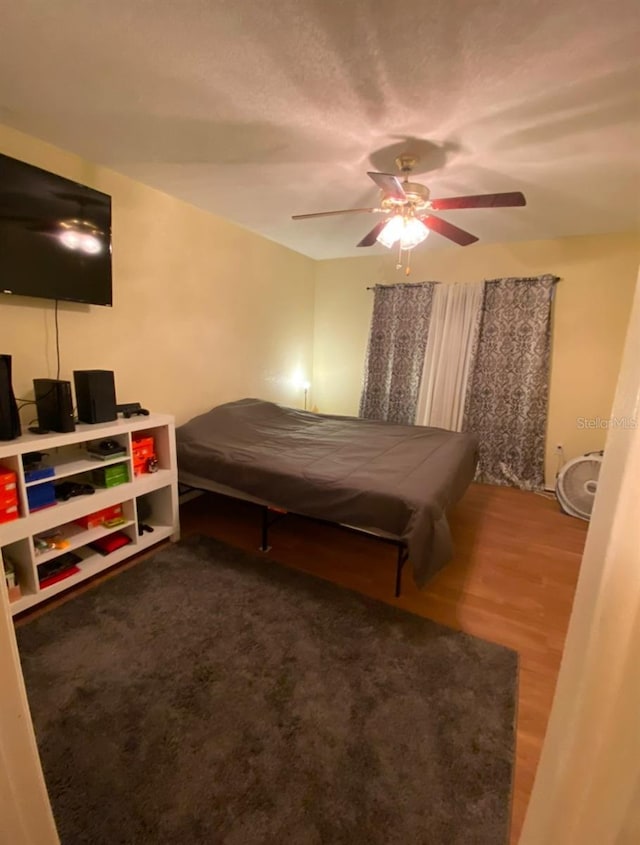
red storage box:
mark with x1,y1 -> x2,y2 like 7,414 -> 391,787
0,503 -> 19,524
132,436 -> 154,458
133,456 -> 158,476
0,465 -> 17,496
89,531 -> 132,555
132,435 -> 157,475
75,504 -> 124,530
0,488 -> 18,509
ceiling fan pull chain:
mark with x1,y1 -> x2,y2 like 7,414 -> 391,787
405,248 -> 413,277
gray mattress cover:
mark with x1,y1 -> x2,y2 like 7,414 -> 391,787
176,399 -> 478,586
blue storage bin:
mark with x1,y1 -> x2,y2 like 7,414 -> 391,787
24,466 -> 55,483
27,481 -> 56,512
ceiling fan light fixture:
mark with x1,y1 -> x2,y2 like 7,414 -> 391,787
399,216 -> 429,250
376,214 -> 405,248
376,214 -> 429,250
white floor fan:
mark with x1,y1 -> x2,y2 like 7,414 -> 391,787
556,451 -> 603,521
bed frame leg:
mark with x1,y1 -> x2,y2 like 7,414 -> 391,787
259,506 -> 271,553
395,545 -> 408,598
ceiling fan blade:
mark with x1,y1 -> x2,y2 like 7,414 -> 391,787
430,191 -> 526,210
367,172 -> 407,201
357,220 -> 388,247
292,207 -> 378,220
421,215 -> 478,246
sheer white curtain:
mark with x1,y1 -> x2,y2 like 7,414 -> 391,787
415,281 -> 484,431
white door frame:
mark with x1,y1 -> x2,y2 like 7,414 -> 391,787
0,573 -> 59,843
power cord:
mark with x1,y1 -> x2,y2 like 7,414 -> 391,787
55,298 -> 60,380
16,298 -> 62,409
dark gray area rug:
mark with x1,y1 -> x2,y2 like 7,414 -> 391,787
17,535 -> 518,845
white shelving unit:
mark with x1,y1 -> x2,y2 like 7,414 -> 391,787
0,413 -> 179,616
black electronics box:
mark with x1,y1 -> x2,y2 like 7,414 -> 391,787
0,354 -> 21,440
33,378 -> 75,433
73,370 -> 117,424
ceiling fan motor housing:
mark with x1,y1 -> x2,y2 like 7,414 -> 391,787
382,181 -> 431,212
395,154 -> 418,174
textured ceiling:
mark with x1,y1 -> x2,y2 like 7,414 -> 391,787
0,0 -> 639,259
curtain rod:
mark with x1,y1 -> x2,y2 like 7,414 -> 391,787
366,282 -> 440,290
366,275 -> 561,290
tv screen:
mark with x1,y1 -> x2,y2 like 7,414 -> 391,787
0,153 -> 112,306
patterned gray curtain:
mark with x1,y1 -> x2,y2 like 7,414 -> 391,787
360,283 -> 435,424
463,274 -> 558,489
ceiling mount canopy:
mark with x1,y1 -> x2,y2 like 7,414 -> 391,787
292,152 -> 526,273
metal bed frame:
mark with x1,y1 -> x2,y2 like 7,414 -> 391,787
179,472 -> 410,597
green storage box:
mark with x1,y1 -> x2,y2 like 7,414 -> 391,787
91,462 -> 130,488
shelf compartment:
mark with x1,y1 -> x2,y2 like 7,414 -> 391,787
136,487 -> 172,527
35,527 -> 140,604
135,487 -> 175,545
2,538 -> 38,603
34,516 -> 136,565
0,453 -> 27,521
18,483 -> 139,539
135,524 -> 175,550
132,426 -> 174,473
25,450 -> 132,487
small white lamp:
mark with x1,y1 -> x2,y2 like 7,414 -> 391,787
291,369 -> 311,409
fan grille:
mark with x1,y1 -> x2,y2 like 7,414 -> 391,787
556,456 -> 602,520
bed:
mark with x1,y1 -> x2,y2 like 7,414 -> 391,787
176,398 -> 478,594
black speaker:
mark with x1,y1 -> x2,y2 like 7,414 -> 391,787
73,370 -> 117,424
33,379 -> 75,433
0,354 -> 21,440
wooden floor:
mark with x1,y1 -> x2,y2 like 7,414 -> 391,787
178,484 -> 588,844
17,483 -> 587,843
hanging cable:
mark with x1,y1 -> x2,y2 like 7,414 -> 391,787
16,299 -> 63,410
55,298 -> 61,379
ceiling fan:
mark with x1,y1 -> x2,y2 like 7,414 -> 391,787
292,155 -> 526,272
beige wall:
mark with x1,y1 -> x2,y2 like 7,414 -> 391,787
313,233 -> 639,487
0,125 -> 316,426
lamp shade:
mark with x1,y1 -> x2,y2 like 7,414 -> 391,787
399,217 -> 429,249
376,215 -> 405,248
376,215 -> 429,250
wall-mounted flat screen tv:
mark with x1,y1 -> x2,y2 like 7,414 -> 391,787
0,153 -> 112,306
